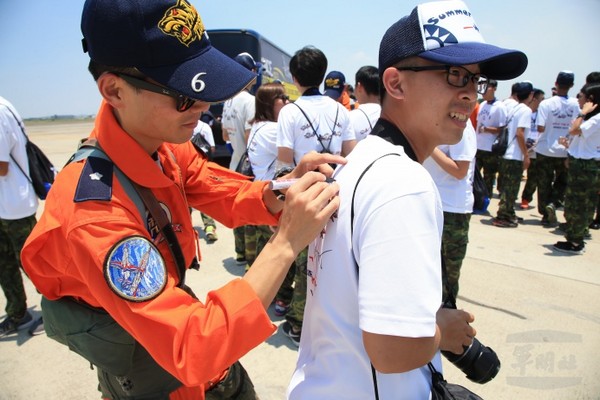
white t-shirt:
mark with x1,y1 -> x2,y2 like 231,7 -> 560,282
504,103 -> 532,161
535,96 -> 580,158
277,95 -> 355,163
221,90 -> 255,169
476,99 -> 507,151
568,114 -> 600,160
349,103 -> 381,142
423,122 -> 477,214
191,120 -> 215,147
247,121 -> 278,181
288,135 -> 442,400
0,97 -> 38,219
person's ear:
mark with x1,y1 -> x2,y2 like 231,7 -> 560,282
382,67 -> 405,100
97,73 -> 127,108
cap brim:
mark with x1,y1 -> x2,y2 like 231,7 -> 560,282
324,89 -> 342,100
139,46 -> 256,103
418,42 -> 528,80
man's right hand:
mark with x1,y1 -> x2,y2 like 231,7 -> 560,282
436,307 -> 476,355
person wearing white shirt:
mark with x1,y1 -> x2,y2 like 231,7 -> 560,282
520,88 -> 545,209
276,46 -> 356,346
492,83 -> 534,227
0,95 -> 38,337
535,71 -> 581,225
476,79 -> 507,196
423,122 -> 477,299
191,117 -> 218,242
553,84 -> 600,254
349,66 -> 381,141
288,0 -> 527,397
221,52 -> 258,265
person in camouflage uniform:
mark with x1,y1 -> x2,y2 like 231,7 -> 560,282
423,124 -> 477,300
493,83 -> 534,228
553,84 -> 600,254
0,95 -> 39,337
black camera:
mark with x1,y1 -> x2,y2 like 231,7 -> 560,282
441,301 -> 501,384
441,337 -> 501,384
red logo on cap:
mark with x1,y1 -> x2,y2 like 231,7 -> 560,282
158,0 -> 205,47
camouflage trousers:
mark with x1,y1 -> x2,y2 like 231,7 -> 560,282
476,149 -> 501,196
234,226 -> 246,258
521,157 -> 539,203
244,225 -> 275,268
563,157 -> 600,243
441,212 -> 471,301
0,214 -> 36,319
285,248 -> 308,331
201,213 -> 216,229
205,361 -> 259,400
536,154 -> 568,218
497,159 -> 523,221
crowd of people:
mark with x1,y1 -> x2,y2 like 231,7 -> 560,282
1,0 -> 598,399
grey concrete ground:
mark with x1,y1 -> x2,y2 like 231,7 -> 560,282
1,121 -> 598,399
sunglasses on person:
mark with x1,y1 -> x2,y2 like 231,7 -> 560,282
395,65 -> 489,95
117,74 -> 197,112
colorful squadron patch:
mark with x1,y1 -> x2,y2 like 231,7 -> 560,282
104,236 -> 167,302
158,0 -> 205,47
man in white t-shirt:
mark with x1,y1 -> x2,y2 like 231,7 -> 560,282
191,117 -> 218,242
221,52 -> 257,264
288,1 -> 527,398
0,96 -> 38,337
276,46 -> 356,347
535,70 -> 581,225
492,83 -> 534,227
423,122 -> 477,299
349,65 -> 381,141
475,79 -> 507,196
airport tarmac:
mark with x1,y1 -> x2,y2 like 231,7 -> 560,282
1,120 -> 598,399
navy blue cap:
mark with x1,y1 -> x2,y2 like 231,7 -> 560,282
324,71 -> 346,100
234,53 -> 257,71
379,0 -> 528,80
81,0 -> 256,103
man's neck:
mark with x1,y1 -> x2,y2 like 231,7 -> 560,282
380,109 -> 432,164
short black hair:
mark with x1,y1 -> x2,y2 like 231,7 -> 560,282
488,79 -> 498,88
289,46 -> 328,88
355,66 -> 380,96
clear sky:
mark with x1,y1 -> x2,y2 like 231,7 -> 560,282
0,0 -> 598,119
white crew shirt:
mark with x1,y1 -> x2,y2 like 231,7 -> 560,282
476,99 -> 507,151
288,135 -> 442,400
247,121 -> 278,181
0,97 -> 38,219
349,103 -> 381,142
221,90 -> 255,170
504,103 -> 532,161
423,122 -> 477,214
277,95 -> 355,163
568,114 -> 600,160
536,96 -> 580,158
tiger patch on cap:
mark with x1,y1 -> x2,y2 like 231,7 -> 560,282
159,0 -> 205,47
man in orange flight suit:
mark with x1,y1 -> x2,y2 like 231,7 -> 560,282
20,0 -> 343,399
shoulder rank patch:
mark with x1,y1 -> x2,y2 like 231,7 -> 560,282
74,156 -> 114,202
104,236 -> 167,302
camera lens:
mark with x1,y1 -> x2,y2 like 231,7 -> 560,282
442,338 -> 501,384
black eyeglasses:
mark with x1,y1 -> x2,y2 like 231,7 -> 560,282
395,65 -> 489,95
117,74 -> 197,112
